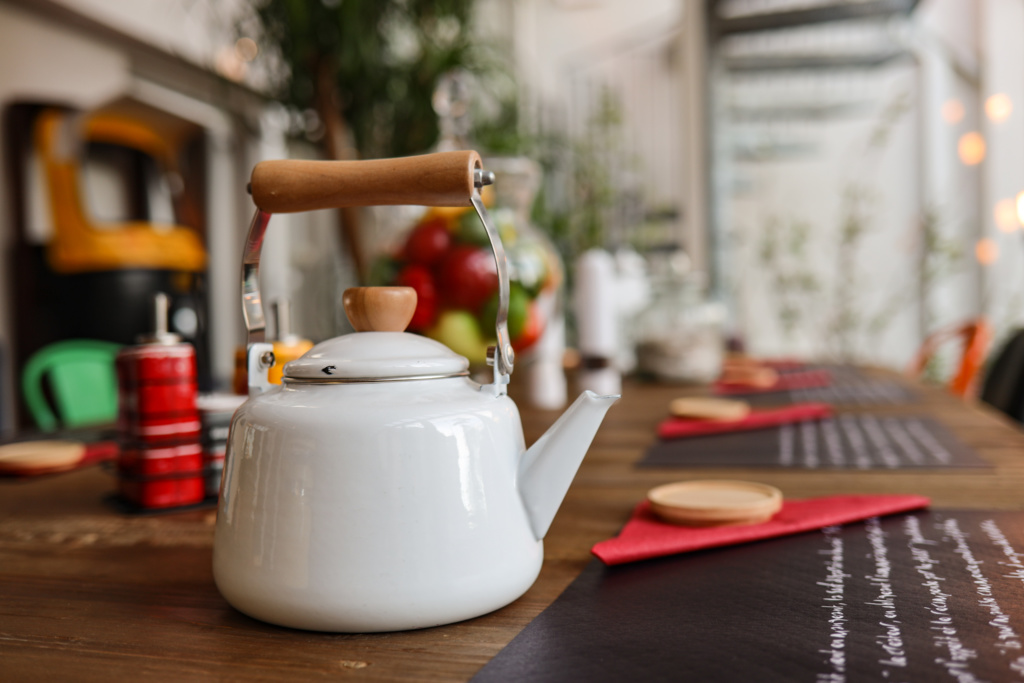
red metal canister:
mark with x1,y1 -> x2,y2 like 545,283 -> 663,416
115,293 -> 204,509
117,473 -> 206,510
116,344 -> 200,443
118,442 -> 203,476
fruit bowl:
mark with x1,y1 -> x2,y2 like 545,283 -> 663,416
368,158 -> 561,366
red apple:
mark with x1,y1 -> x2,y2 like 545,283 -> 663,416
512,302 -> 543,352
436,245 -> 498,312
403,216 -> 451,266
395,264 -> 438,331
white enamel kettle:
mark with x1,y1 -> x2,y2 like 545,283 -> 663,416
212,151 -> 619,632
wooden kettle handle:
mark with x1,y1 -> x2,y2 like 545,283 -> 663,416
250,150 -> 482,213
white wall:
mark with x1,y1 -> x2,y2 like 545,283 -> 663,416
510,0 -> 680,108
49,0 -> 240,71
724,64 -> 923,366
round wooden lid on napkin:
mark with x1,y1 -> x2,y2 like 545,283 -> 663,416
647,480 -> 783,527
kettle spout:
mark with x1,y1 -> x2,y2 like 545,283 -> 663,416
518,390 -> 619,540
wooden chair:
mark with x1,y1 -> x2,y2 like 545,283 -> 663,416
980,328 -> 1024,423
908,318 -> 992,398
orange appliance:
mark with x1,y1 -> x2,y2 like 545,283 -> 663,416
15,99 -> 212,393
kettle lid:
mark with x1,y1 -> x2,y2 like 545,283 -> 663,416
283,287 -> 469,382
283,331 -> 469,381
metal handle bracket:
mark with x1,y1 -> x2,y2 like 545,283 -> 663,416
471,169 -> 514,387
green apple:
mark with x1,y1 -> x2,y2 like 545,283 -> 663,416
426,310 -> 490,364
456,211 -> 491,247
479,283 -> 529,341
368,255 -> 400,286
456,208 -> 519,248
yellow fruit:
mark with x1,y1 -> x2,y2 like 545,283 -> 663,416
421,206 -> 472,231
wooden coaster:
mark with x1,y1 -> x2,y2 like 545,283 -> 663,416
722,353 -> 760,369
0,440 -> 86,474
669,397 -> 751,422
719,365 -> 779,388
647,480 -> 783,527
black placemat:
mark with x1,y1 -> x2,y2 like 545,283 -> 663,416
472,509 -> 1024,682
744,365 -> 919,407
640,415 -> 989,469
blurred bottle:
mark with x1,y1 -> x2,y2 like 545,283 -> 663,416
268,298 -> 314,385
573,248 -> 622,396
633,248 -> 725,383
613,247 -> 651,373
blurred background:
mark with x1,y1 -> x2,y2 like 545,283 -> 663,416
1,0 -> 1022,433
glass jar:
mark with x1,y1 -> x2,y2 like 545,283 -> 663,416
368,156 -> 563,369
633,249 -> 725,383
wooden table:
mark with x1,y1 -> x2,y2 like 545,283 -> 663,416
3,371 -> 1023,681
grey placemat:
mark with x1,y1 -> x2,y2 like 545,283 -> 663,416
640,415 -> 988,469
472,509 -> 1024,682
743,365 -> 919,407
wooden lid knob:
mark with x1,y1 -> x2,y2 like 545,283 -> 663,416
343,287 -> 417,332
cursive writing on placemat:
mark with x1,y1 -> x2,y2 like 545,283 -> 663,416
471,510 -> 1024,682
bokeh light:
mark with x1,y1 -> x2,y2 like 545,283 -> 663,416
942,99 -> 965,124
1018,191 -> 1024,226
976,238 -> 999,265
235,37 -> 258,62
215,46 -> 246,82
995,199 -> 1020,232
985,93 -> 1013,123
958,132 -> 986,165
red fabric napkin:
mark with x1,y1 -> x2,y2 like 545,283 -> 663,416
592,494 -> 930,565
657,402 -> 832,440
716,368 -> 832,395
